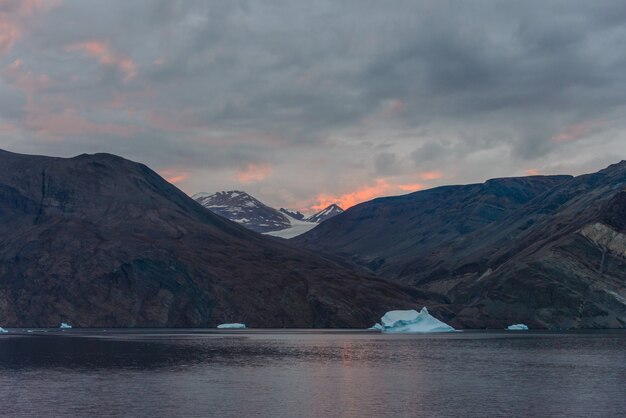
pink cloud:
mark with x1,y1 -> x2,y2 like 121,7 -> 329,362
160,169 -> 189,184
524,168 -> 540,176
236,163 -> 273,183
2,58 -> 137,137
418,170 -> 443,181
66,40 -> 138,81
0,19 -> 20,55
0,0 -> 61,56
551,121 -> 603,143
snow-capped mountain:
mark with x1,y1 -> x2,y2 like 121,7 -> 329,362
192,190 -> 291,233
305,204 -> 344,223
193,191 -> 343,236
279,208 -> 305,220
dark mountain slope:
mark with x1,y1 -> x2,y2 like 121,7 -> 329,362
0,150 -> 445,328
295,175 -> 570,278
294,165 -> 626,328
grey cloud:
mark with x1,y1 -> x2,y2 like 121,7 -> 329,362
1,0 -> 625,209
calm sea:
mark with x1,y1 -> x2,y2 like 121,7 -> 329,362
0,329 -> 624,417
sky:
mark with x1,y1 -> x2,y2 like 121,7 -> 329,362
1,0 -> 625,213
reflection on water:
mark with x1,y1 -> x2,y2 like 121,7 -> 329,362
0,329 -> 624,417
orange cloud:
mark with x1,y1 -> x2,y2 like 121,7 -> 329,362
311,179 -> 425,211
66,40 -> 138,81
524,168 -> 540,176
551,121 -> 603,142
236,163 -> 272,183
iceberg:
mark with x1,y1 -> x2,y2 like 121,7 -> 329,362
372,307 -> 455,333
0,327 -> 7,333
506,324 -> 528,330
368,323 -> 383,331
217,323 -> 246,329
59,322 -> 72,329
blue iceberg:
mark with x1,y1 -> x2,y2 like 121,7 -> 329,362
0,327 -> 7,333
370,307 -> 455,333
217,323 -> 247,329
506,324 -> 528,330
59,322 -> 72,329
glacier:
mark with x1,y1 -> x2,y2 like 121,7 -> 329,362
370,307 -> 455,333
506,324 -> 529,330
59,322 -> 72,329
217,323 -> 247,329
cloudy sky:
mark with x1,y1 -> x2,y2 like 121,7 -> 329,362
1,0 -> 625,212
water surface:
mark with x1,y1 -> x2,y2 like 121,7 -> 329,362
0,329 -> 624,417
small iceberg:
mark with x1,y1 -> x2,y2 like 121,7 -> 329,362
368,323 -> 383,331
0,327 -> 7,333
371,307 -> 455,333
217,323 -> 246,329
506,324 -> 528,331
59,322 -> 72,329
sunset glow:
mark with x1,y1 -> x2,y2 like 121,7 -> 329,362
311,179 -> 425,211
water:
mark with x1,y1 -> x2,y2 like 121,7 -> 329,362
0,329 -> 624,417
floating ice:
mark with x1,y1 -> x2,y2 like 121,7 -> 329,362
217,323 -> 247,329
506,324 -> 528,330
59,322 -> 72,329
0,327 -> 7,333
371,307 -> 455,333
368,323 -> 383,331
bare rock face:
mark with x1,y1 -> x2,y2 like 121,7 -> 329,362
295,163 -> 626,329
580,223 -> 626,258
0,150 -> 445,328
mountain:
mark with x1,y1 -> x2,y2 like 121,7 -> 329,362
295,168 -> 626,328
192,190 -> 291,233
192,191 -> 342,237
295,175 -> 571,277
306,204 -> 344,223
0,149 -> 447,328
280,208 -> 305,220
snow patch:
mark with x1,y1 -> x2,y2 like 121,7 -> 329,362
371,307 -> 455,333
217,323 -> 247,329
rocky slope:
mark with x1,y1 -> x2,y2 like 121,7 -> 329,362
0,150 -> 446,328
280,208 -> 305,221
295,168 -> 626,329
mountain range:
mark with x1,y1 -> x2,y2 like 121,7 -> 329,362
192,190 -> 343,235
1,148 -> 624,329
294,164 -> 626,328
0,150 -> 439,328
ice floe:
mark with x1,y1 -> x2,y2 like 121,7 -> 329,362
217,323 -> 247,329
0,327 -> 7,333
506,324 -> 528,330
370,307 -> 455,333
59,322 -> 72,329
